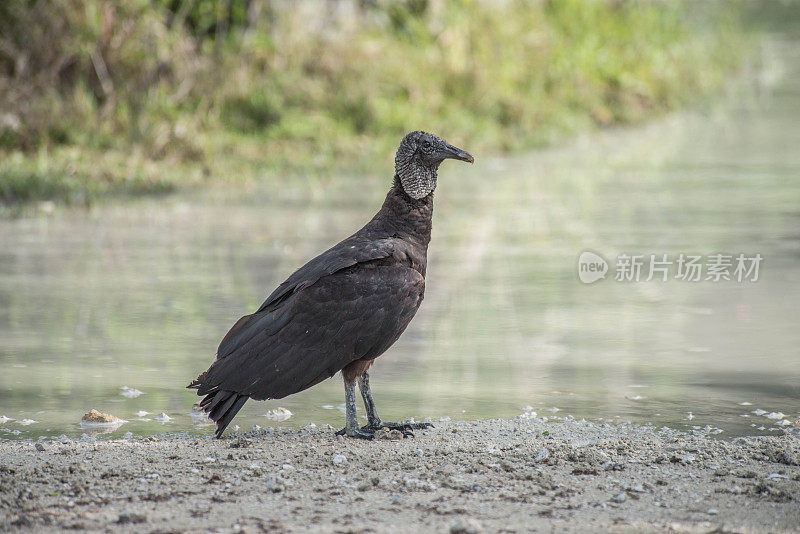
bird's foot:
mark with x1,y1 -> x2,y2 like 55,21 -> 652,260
335,427 -> 374,440
361,421 -> 434,439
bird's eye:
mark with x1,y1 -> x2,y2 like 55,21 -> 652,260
421,141 -> 432,151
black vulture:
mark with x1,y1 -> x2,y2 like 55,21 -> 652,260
188,131 -> 474,439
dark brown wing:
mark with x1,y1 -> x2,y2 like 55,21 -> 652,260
213,235 -> 395,361
258,236 -> 400,313
192,258 -> 425,400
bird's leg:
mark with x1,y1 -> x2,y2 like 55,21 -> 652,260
358,372 -> 382,428
357,372 -> 433,437
335,381 -> 374,439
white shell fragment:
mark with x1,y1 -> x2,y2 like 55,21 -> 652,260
264,407 -> 292,421
120,386 -> 144,398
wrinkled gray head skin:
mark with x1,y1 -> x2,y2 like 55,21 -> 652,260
394,131 -> 474,200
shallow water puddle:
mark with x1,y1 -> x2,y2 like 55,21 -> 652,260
2,34 -> 800,440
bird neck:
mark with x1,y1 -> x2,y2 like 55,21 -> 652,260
370,175 -> 433,246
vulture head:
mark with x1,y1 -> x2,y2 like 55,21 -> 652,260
394,131 -> 474,200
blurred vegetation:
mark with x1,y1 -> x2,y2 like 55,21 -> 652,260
0,0 -> 746,205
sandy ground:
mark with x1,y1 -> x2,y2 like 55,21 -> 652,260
1,418 -> 799,533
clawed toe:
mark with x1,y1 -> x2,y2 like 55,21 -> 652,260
361,421 -> 434,438
336,420 -> 433,440
336,427 -> 374,440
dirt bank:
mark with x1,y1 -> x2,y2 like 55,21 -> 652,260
1,418 -> 798,533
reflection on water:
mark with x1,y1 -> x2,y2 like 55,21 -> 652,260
2,34 -> 800,441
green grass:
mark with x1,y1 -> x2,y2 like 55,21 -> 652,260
0,0 -> 748,206
0,149 -> 179,208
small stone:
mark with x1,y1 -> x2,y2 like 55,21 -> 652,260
374,428 -> 403,440
81,409 -> 122,424
229,437 -> 252,449
611,492 -> 627,503
707,508 -> 718,515
35,442 -> 45,452
449,517 -> 483,534
280,463 -> 294,473
403,477 -> 437,491
332,454 -> 347,465
117,512 -> 147,524
535,448 -> 551,463
265,475 -> 285,493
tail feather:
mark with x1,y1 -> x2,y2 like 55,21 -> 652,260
197,389 -> 249,438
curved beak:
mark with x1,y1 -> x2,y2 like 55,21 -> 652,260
442,142 -> 474,164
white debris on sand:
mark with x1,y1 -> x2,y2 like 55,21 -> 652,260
155,413 -> 173,423
17,419 -> 37,426
120,386 -> 144,399
264,407 -> 292,421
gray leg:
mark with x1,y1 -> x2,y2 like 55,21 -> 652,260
336,374 -> 433,439
357,372 -> 434,436
338,381 -> 373,439
358,372 -> 382,428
